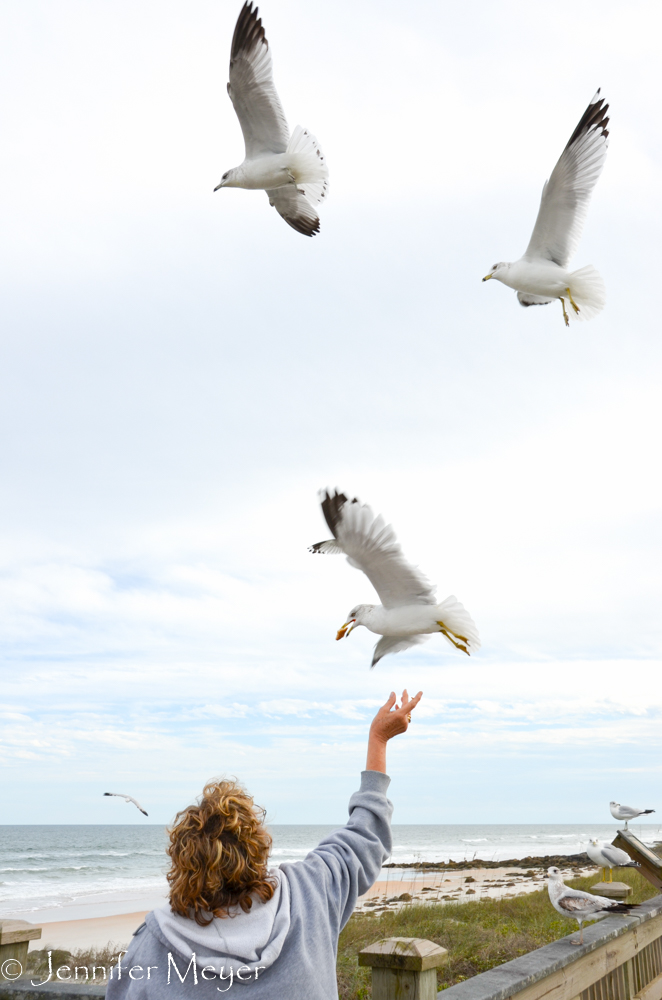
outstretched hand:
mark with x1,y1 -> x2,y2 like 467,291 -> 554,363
366,689 -> 423,773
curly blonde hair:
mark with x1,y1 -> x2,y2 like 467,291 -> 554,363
166,779 -> 277,926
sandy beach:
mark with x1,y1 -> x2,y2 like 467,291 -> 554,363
30,911 -> 149,952
24,863 -> 597,952
354,863 -> 595,913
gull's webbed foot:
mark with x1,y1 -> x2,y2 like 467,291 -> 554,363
437,621 -> 470,656
566,287 -> 580,315
560,297 -> 570,327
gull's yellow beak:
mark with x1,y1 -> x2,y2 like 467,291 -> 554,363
336,620 -> 356,640
482,273 -> 492,282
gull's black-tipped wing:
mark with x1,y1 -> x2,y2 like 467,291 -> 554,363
228,2 -> 289,159
266,186 -> 320,236
313,489 -> 437,610
557,893 -> 632,915
600,845 -> 639,867
524,90 -> 609,268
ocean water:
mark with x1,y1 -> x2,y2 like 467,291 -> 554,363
1,823 -> 660,923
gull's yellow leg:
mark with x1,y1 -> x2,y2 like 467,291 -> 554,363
601,867 -> 606,882
609,868 -> 613,883
437,621 -> 470,656
559,297 -> 570,327
566,287 -> 580,315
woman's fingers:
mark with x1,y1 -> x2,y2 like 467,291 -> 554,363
382,691 -> 396,714
402,690 -> 423,713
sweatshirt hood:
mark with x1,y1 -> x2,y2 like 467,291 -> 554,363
149,868 -> 290,976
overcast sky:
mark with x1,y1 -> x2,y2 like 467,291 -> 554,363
1,0 -> 661,827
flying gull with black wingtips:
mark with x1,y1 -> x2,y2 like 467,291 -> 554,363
104,792 -> 148,817
214,2 -> 328,236
547,866 -> 634,944
309,490 -> 480,668
483,90 -> 609,326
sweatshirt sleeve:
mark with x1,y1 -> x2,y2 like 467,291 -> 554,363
280,770 -> 393,932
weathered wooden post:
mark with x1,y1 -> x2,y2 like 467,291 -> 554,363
612,830 -> 662,889
588,880 -> 632,900
0,919 -> 42,970
358,937 -> 448,1000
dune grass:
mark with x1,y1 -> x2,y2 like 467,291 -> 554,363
25,943 -> 127,985
337,869 -> 658,1000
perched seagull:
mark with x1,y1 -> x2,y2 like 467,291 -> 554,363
309,489 -> 480,668
214,2 -> 329,236
104,792 -> 148,817
586,838 -> 639,883
483,90 -> 609,327
547,866 -> 634,944
610,801 -> 655,829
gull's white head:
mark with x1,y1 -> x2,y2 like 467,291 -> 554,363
589,837 -> 600,846
214,167 -> 241,191
610,801 -> 619,808
483,261 -> 511,283
336,604 -> 374,640
547,866 -> 562,878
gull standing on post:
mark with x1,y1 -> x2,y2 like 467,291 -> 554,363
586,838 -> 639,883
104,792 -> 149,817
610,801 -> 655,829
546,867 -> 634,945
214,2 -> 329,236
309,490 -> 480,668
483,91 -> 609,326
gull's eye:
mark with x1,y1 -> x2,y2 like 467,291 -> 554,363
492,264 -> 498,270
222,172 -> 229,180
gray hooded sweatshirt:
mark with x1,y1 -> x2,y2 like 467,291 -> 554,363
105,770 -> 392,1000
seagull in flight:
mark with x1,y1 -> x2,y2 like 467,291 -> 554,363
547,866 -> 634,944
309,489 -> 480,667
586,838 -> 639,883
214,2 -> 328,236
610,801 -> 655,829
104,792 -> 148,817
483,90 -> 609,326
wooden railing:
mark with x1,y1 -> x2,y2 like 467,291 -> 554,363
359,895 -> 662,1000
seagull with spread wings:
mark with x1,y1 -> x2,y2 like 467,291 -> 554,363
586,838 -> 639,883
483,90 -> 609,326
547,866 -> 634,944
104,792 -> 149,817
214,2 -> 328,236
309,490 -> 480,668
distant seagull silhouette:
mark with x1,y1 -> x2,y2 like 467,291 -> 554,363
610,801 -> 655,829
104,792 -> 148,817
214,2 -> 328,236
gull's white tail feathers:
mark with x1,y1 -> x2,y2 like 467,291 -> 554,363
287,125 -> 329,203
436,595 -> 481,654
567,265 -> 606,321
